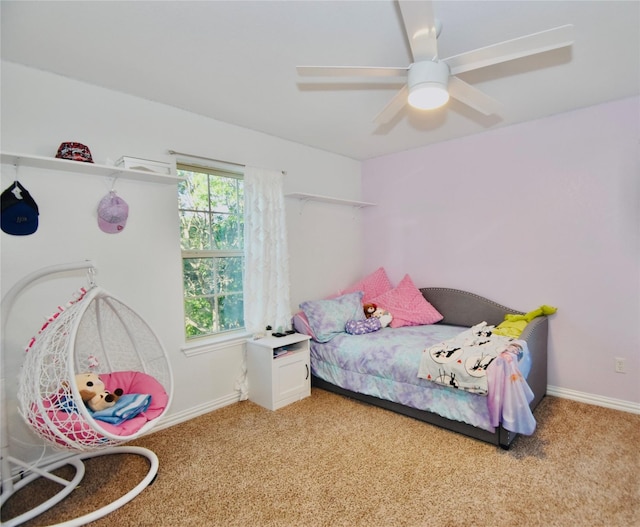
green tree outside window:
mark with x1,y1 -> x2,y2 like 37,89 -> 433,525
178,164 -> 244,339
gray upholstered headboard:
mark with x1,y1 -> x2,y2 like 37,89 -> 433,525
420,287 -> 524,327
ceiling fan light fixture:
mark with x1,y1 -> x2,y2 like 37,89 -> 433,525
407,60 -> 450,110
408,83 -> 449,110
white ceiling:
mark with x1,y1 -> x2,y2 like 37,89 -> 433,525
1,1 -> 638,161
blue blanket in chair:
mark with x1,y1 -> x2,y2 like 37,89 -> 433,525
90,393 -> 151,425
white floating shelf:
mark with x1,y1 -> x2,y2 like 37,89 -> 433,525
286,192 -> 375,208
1,152 -> 183,184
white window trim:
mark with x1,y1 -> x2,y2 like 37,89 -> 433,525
180,330 -> 251,357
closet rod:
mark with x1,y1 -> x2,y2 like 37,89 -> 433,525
167,150 -> 286,175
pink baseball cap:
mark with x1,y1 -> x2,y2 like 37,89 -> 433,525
97,191 -> 128,233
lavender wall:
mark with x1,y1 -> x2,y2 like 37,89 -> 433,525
362,97 -> 639,405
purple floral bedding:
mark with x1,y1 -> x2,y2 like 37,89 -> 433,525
310,323 -> 534,433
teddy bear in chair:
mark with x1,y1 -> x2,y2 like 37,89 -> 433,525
75,372 -> 124,412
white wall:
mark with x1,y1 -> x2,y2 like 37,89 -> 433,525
1,61 -> 364,462
362,97 -> 640,406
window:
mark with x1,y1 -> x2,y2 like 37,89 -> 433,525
177,162 -> 244,340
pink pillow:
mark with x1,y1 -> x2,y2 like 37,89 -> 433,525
292,311 -> 317,339
340,267 -> 393,304
372,274 -> 443,328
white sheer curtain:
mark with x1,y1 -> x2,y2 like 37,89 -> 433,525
243,166 -> 291,334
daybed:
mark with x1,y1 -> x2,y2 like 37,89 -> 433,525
303,287 -> 549,449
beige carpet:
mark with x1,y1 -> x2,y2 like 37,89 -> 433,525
2,389 -> 639,527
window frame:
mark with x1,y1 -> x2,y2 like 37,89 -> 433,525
177,161 -> 246,343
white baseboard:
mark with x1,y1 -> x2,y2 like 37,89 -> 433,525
547,385 -> 640,414
153,392 -> 243,433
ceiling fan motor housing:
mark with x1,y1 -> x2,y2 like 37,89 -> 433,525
408,60 -> 451,110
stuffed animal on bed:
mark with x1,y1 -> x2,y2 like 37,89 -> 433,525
371,307 -> 392,328
363,303 -> 377,318
345,307 -> 392,335
345,317 -> 382,335
75,373 -> 124,412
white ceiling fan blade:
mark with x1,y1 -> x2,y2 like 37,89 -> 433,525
447,76 -> 503,116
373,85 -> 409,126
297,66 -> 408,78
444,24 -> 574,76
398,0 -> 438,61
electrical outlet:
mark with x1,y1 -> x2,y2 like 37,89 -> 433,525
615,358 -> 626,374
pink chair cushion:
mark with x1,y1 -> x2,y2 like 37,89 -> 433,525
37,371 -> 169,442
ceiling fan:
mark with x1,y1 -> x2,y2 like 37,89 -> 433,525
297,0 -> 574,125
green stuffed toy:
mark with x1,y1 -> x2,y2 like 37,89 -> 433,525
493,305 -> 557,338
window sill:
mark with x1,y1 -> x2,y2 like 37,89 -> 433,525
181,331 -> 251,357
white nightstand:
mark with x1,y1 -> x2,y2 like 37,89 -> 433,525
246,333 -> 311,411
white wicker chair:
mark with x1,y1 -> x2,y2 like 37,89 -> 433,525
18,285 -> 172,451
1,262 -> 173,527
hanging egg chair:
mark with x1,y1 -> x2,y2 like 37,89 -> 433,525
1,261 -> 173,527
17,283 -> 172,451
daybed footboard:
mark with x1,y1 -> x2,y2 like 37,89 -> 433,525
518,316 -> 548,410
421,287 -> 549,412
